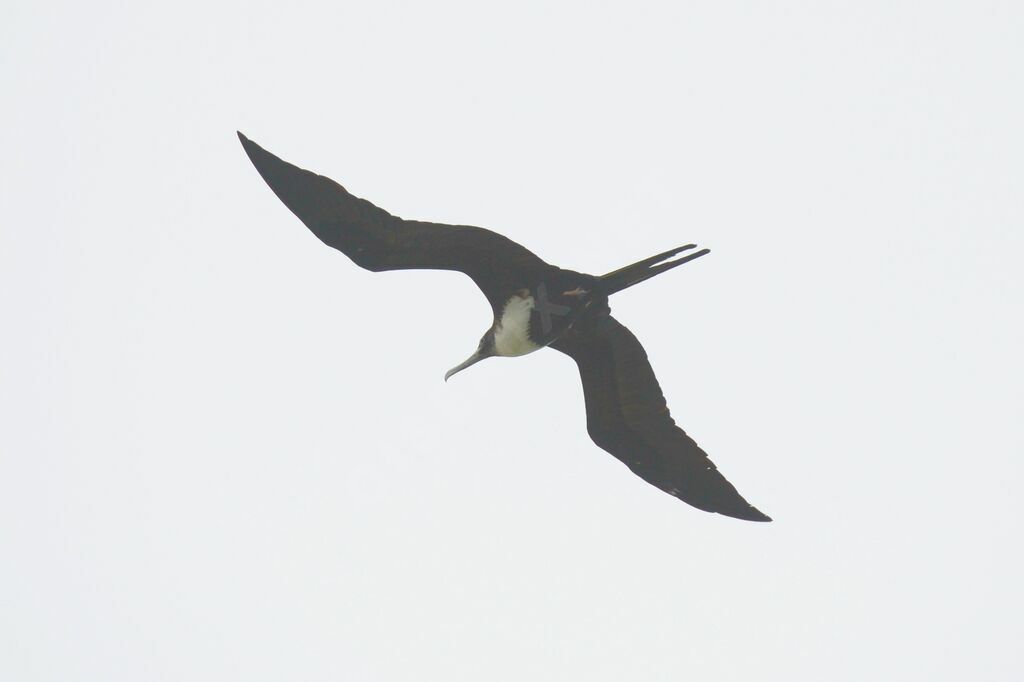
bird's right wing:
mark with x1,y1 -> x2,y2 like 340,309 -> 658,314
551,307 -> 771,522
238,133 -> 551,312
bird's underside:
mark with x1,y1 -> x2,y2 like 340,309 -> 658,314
238,131 -> 770,522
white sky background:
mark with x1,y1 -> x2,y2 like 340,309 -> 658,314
2,1 -> 1022,679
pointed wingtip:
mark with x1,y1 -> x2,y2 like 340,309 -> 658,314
236,132 -> 281,176
735,506 -> 772,522
722,512 -> 772,523
709,498 -> 771,522
237,131 -> 258,153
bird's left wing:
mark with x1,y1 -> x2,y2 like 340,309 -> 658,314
238,132 -> 551,312
551,307 -> 771,522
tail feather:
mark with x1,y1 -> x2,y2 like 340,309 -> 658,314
599,244 -> 710,296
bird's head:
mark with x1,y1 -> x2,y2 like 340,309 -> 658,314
444,328 -> 497,382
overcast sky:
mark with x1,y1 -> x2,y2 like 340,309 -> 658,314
3,2 -> 1022,680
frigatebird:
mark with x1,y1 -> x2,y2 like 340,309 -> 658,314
238,132 -> 770,522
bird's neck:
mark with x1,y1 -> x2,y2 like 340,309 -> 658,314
493,293 -> 541,357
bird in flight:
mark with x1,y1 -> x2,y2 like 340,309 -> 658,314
238,132 -> 770,522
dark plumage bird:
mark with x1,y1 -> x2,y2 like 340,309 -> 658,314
238,132 -> 770,522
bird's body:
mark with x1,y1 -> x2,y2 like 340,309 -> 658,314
238,132 -> 771,522
491,278 -> 598,356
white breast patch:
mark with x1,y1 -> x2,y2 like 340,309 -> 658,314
493,295 -> 541,357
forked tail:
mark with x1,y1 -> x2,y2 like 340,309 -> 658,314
598,244 -> 711,296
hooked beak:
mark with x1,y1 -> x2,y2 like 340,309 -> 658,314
445,350 -> 486,382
